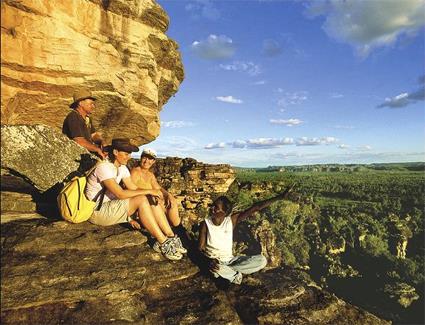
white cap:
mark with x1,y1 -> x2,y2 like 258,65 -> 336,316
141,148 -> 157,159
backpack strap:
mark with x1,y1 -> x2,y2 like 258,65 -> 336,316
92,187 -> 106,211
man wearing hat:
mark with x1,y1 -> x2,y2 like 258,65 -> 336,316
62,89 -> 106,159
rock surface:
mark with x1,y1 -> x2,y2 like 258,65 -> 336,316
1,217 -> 391,325
1,0 -> 184,145
1,124 -> 97,192
153,157 -> 236,226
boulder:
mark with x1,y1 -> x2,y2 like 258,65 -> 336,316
0,217 -> 391,325
1,0 -> 184,145
1,124 -> 97,193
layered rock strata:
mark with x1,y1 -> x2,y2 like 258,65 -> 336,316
1,0 -> 184,145
151,157 -> 236,228
1,217 -> 391,325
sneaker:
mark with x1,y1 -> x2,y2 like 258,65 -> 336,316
171,235 -> 187,254
152,241 -> 161,253
160,238 -> 183,261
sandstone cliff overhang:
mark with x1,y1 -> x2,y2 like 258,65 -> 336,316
1,0 -> 184,145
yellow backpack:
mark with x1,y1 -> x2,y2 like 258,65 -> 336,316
57,166 -> 105,223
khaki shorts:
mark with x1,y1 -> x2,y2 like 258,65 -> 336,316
88,199 -> 130,226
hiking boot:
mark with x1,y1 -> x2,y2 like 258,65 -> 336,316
171,235 -> 187,254
160,238 -> 183,261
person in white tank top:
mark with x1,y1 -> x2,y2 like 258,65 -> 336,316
198,186 -> 293,285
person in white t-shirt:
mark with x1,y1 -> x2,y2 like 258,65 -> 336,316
85,138 -> 183,261
198,187 -> 293,285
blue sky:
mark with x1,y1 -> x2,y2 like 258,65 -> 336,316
147,0 -> 425,167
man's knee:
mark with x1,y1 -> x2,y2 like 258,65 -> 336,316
131,195 -> 148,207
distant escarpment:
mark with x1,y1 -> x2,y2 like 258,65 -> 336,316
1,0 -> 183,145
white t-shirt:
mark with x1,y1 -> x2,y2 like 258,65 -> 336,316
85,161 -> 130,203
204,216 -> 234,263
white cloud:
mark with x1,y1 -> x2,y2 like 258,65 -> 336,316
246,137 -> 294,148
216,95 -> 243,104
191,34 -> 235,60
161,120 -> 195,128
148,136 -> 199,157
231,140 -> 247,148
270,118 -> 304,126
338,144 -> 350,149
204,135 -> 342,150
377,85 -> 425,108
334,125 -> 355,129
306,0 -> 425,56
296,136 -> 338,146
277,91 -> 308,108
331,93 -> 344,99
253,80 -> 266,85
262,39 -> 283,57
219,61 -> 261,76
356,145 -> 372,151
205,142 -> 226,149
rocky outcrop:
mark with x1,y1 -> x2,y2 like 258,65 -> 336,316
1,217 -> 391,325
384,282 -> 419,308
1,0 -> 184,145
1,124 -> 97,193
151,157 -> 236,228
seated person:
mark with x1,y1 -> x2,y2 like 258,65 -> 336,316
63,89 -> 106,159
130,148 -> 187,255
85,138 -> 183,261
198,188 -> 293,285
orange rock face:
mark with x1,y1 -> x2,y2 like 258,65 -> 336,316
1,0 -> 184,145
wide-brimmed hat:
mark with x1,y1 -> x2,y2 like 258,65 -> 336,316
69,89 -> 97,108
105,138 -> 139,153
141,148 -> 157,159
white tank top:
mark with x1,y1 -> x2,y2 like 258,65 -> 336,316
205,216 -> 234,262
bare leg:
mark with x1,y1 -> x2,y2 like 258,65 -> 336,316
151,204 -> 174,237
166,194 -> 181,227
128,195 -> 167,243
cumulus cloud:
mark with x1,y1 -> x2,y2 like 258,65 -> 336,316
253,80 -> 266,85
204,136 -> 340,150
296,137 -> 338,146
191,35 -> 235,60
377,76 -> 425,108
306,0 -> 425,56
245,137 -> 294,148
338,144 -> 350,149
216,95 -> 243,104
377,87 -> 425,108
277,91 -> 308,109
161,121 -> 195,128
262,39 -> 283,57
219,61 -> 261,76
270,118 -> 304,126
205,142 -> 226,149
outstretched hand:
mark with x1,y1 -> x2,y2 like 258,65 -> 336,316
275,183 -> 295,200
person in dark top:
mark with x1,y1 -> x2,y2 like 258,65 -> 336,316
63,89 -> 106,159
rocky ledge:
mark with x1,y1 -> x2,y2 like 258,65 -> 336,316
1,216 -> 390,325
1,0 -> 183,145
